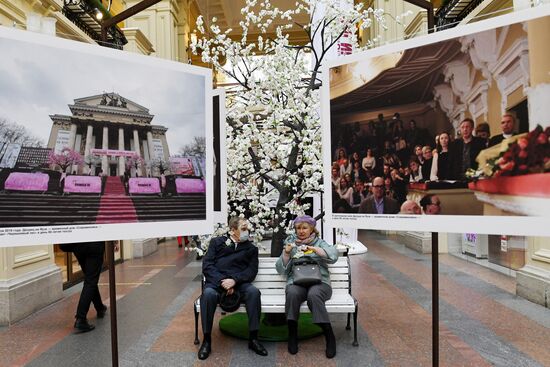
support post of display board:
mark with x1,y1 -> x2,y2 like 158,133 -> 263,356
98,2 -> 163,366
108,242 -> 119,367
432,232 -> 439,367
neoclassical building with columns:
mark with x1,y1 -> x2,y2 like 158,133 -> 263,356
47,92 -> 170,177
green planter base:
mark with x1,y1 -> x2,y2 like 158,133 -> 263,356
219,313 -> 322,342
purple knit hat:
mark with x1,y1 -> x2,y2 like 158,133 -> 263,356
293,215 -> 316,227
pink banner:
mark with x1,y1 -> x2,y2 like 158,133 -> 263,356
91,148 -> 137,157
129,177 -> 161,194
4,172 -> 49,191
176,178 -> 205,194
64,176 -> 101,193
170,157 -> 195,175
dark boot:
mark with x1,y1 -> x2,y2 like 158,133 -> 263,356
288,320 -> 298,355
198,333 -> 211,360
319,323 -> 336,358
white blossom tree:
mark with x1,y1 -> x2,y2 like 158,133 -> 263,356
193,0 -> 390,256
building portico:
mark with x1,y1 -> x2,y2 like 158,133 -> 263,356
47,92 -> 171,177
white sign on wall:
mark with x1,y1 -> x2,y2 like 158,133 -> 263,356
54,130 -> 70,153
0,143 -> 21,168
152,139 -> 164,160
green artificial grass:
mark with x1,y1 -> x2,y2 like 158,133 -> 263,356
219,313 -> 322,342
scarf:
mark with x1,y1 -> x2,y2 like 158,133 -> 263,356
295,233 -> 317,246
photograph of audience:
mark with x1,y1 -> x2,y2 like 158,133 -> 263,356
328,105 -> 510,215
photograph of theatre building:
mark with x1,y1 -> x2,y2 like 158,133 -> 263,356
0,29 -> 209,232
48,92 -> 171,178
328,14 -> 550,229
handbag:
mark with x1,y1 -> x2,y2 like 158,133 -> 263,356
292,257 -> 322,287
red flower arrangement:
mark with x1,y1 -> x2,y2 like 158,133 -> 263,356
490,125 -> 550,177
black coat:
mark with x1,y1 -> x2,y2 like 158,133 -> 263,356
449,137 -> 487,179
202,235 -> 259,289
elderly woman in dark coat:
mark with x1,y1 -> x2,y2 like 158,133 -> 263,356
275,215 -> 339,358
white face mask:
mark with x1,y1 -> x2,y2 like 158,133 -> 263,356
239,230 -> 249,243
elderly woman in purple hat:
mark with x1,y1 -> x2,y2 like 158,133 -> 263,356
275,215 -> 339,358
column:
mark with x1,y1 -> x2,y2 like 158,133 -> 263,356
147,131 -> 155,176
133,129 -> 142,176
527,17 -> 550,129
102,126 -> 109,174
67,123 -> 77,151
118,127 -> 125,176
84,125 -> 94,174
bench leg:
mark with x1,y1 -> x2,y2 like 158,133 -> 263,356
194,302 -> 200,345
346,313 -> 351,330
353,303 -> 359,347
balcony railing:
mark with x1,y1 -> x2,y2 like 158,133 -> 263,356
435,0 -> 485,30
62,0 -> 127,50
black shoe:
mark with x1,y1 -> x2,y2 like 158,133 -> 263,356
248,339 -> 268,356
321,323 -> 336,359
74,318 -> 95,333
198,341 -> 211,360
288,320 -> 298,355
97,305 -> 108,318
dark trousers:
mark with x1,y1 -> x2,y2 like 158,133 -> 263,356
286,283 -> 332,324
200,282 -> 261,334
73,242 -> 105,319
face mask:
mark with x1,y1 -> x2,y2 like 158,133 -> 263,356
239,230 -> 249,243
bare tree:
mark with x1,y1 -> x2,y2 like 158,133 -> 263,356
178,136 -> 206,158
0,118 -> 45,148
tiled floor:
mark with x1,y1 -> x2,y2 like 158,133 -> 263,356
1,232 -> 549,367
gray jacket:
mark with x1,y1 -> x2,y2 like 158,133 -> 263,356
275,234 -> 339,286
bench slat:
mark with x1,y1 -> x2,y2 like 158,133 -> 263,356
255,274 -> 349,282
251,281 -> 349,289
257,267 -> 349,275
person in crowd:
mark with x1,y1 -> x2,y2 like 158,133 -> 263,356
198,217 -> 268,360
420,194 -> 442,215
335,148 -> 349,175
400,200 -> 421,214
420,146 -> 433,181
414,144 -> 424,164
390,168 -> 407,204
382,141 -> 401,168
406,119 -> 422,149
350,160 -> 366,183
375,113 -> 387,147
71,241 -> 113,333
450,118 -> 487,179
332,189 -> 353,213
384,176 -> 394,198
349,152 -> 361,167
489,113 -> 516,147
275,215 -> 339,358
409,158 -> 423,183
351,179 -> 368,210
475,122 -> 491,147
331,166 -> 341,191
430,131 -> 452,181
358,177 -> 400,214
382,164 -> 391,179
337,177 -> 354,205
362,148 -> 376,172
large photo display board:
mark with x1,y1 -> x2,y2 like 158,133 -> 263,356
0,27 -> 213,246
322,6 -> 550,236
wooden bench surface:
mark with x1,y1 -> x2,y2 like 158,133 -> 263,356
195,257 -> 356,313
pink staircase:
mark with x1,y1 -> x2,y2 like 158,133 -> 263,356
95,176 -> 138,224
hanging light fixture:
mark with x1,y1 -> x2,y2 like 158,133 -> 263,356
94,8 -> 103,20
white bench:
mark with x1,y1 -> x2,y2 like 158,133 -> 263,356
193,256 -> 358,346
